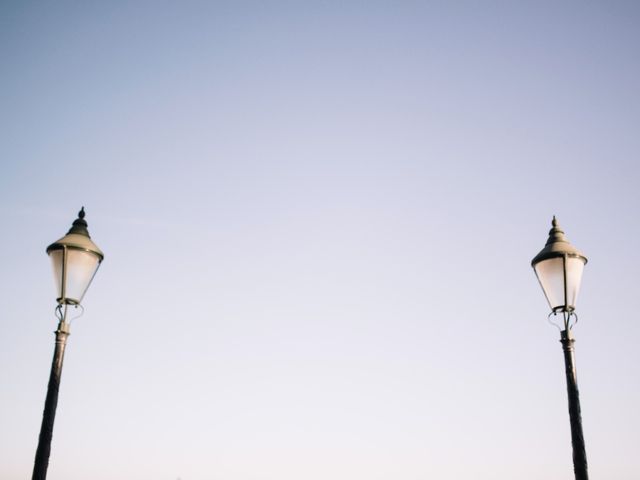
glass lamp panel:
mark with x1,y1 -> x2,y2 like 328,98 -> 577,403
534,257 -> 566,311
49,250 -> 65,301
49,248 -> 101,304
565,256 -> 585,310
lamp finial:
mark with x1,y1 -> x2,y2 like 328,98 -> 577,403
66,207 -> 90,237
546,216 -> 567,246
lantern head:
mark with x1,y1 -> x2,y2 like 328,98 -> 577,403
47,208 -> 104,305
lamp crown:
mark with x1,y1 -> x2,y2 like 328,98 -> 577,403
66,207 -> 91,237
46,207 -> 104,260
531,216 -> 587,267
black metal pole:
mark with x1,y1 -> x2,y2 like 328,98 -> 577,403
560,329 -> 589,480
32,320 -> 70,480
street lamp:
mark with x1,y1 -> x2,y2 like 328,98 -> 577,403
531,216 -> 589,480
32,207 -> 104,480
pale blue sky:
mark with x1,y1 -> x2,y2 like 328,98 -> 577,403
1,1 -> 639,479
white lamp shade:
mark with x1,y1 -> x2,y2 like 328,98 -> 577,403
534,255 -> 585,312
49,247 -> 102,305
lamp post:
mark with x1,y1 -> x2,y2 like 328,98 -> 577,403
531,216 -> 588,480
32,208 -> 104,480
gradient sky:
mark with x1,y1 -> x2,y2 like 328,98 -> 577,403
1,1 -> 639,479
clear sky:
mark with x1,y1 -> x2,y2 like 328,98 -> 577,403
1,1 -> 639,479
